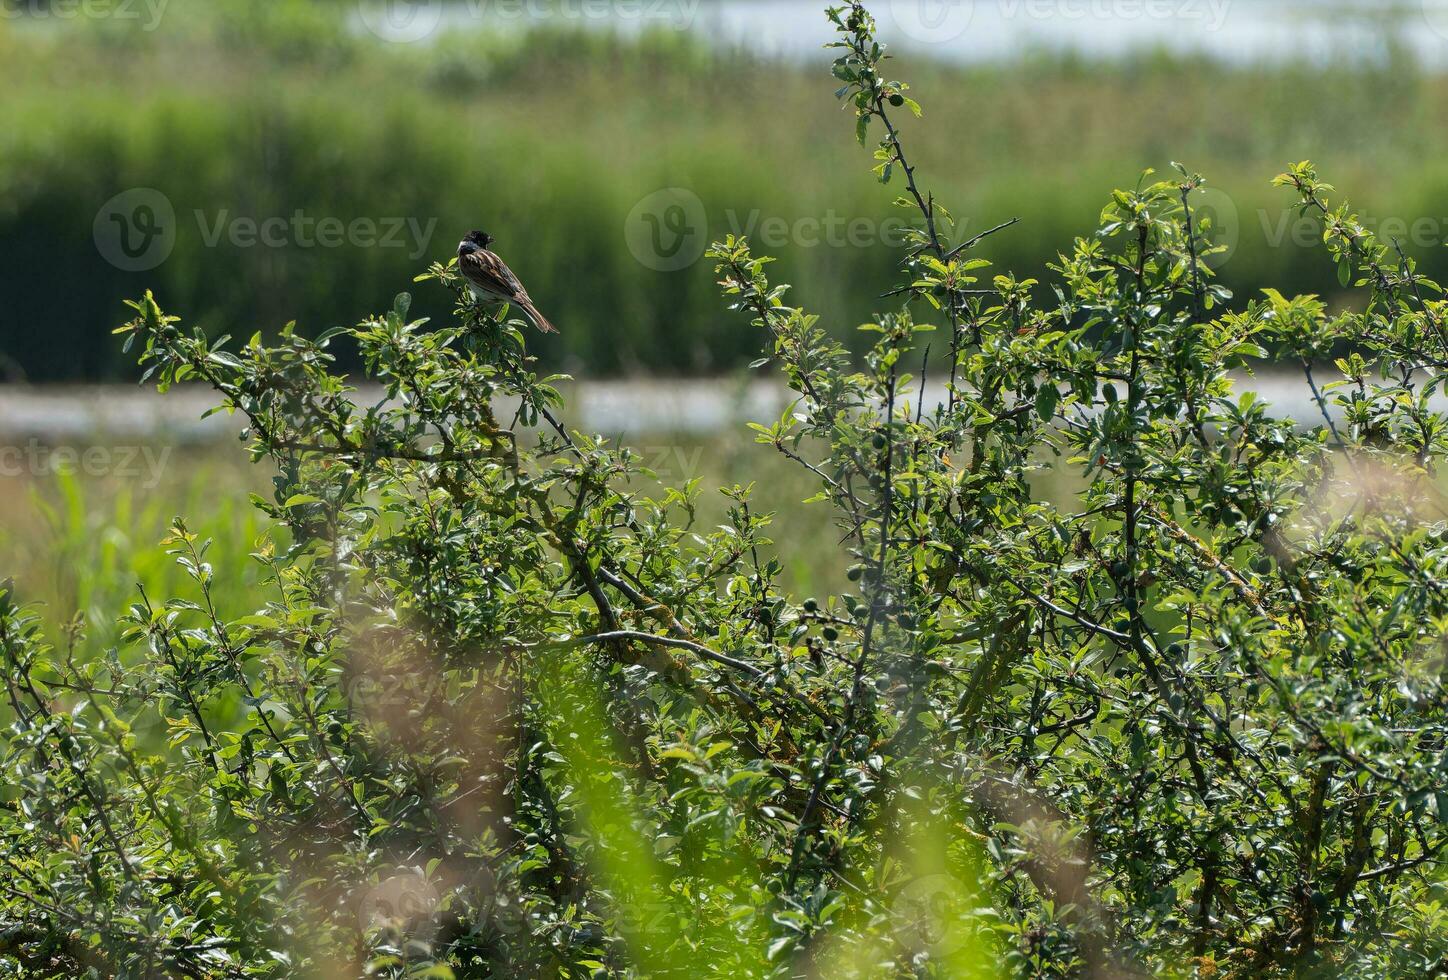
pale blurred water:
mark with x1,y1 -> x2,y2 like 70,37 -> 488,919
354,0 -> 1448,66
0,373 -> 1386,443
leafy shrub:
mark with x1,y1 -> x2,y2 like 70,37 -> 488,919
1,3 -> 1445,976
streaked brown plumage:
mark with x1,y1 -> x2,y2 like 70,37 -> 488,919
457,230 -> 558,334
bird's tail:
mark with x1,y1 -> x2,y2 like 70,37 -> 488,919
517,299 -> 558,334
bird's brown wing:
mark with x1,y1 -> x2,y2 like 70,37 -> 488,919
460,248 -> 530,302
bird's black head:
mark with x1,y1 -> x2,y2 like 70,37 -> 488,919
460,230 -> 494,254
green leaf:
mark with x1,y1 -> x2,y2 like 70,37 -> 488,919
1035,384 -> 1060,421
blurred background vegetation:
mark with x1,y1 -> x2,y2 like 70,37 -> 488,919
3,0 -> 1448,379
3,0 -> 1447,640
0,430 -> 854,659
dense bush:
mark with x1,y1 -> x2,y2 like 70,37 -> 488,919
1,3 -> 1446,975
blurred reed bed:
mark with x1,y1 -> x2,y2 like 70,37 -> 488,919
0,428 -> 860,655
3,0 -> 1448,380
0,444 -> 273,658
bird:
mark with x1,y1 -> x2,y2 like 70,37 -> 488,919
456,230 -> 558,334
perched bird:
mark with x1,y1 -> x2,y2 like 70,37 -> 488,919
456,230 -> 558,334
